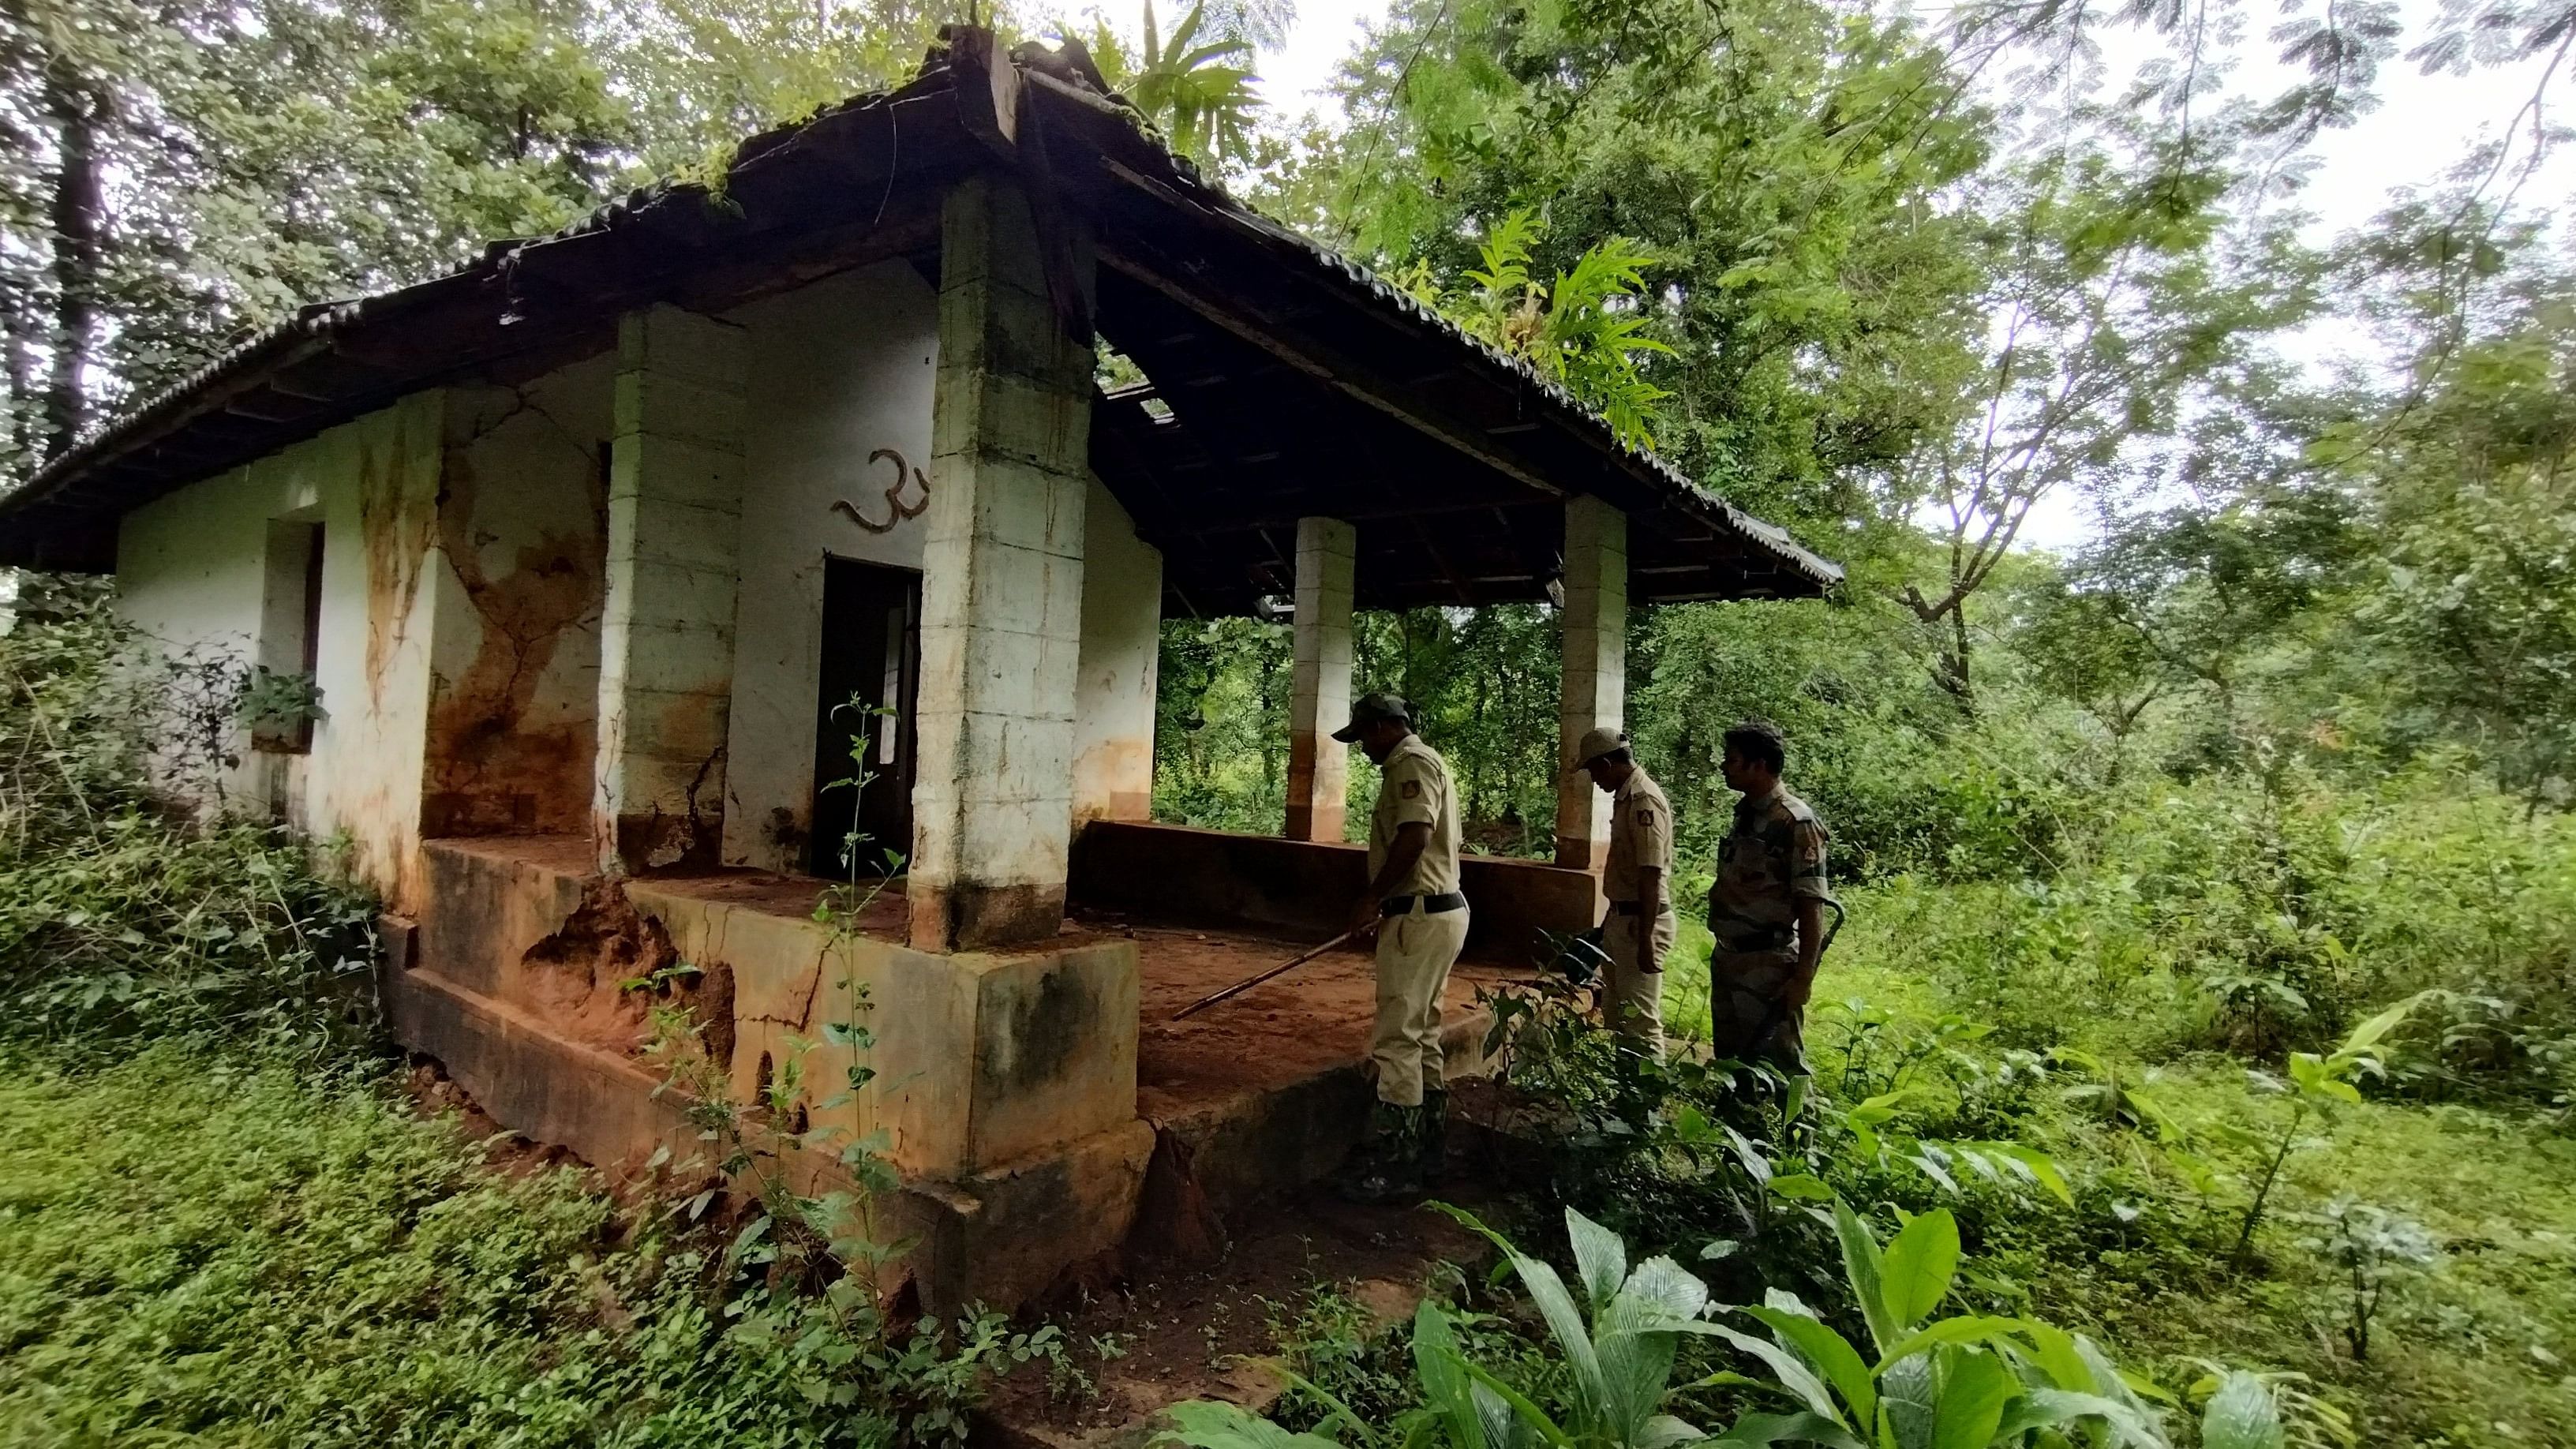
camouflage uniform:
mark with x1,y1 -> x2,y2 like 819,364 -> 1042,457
1705,784 -> 1830,1067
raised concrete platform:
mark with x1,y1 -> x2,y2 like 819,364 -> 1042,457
384,835 -> 1522,1311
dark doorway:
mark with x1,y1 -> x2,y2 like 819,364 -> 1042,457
809,558 -> 921,880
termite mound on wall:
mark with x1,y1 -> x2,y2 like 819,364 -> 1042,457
520,877 -> 735,1068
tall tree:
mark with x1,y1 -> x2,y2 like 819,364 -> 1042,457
1305,0 -> 1995,533
1883,115 -> 2316,704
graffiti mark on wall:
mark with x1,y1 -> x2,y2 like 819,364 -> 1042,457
830,447 -> 930,534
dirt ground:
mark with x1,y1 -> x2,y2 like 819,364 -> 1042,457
975,1185 -> 1497,1449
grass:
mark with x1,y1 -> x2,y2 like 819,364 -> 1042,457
0,1044 -> 620,1446
0,1041 -> 1030,1449
1819,953 -> 2576,1447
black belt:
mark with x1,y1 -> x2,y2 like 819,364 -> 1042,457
1715,924 -> 1795,952
1381,891 -> 1466,916
1607,900 -> 1658,915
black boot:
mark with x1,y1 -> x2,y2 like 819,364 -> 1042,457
1416,1089 -> 1450,1180
1335,1101 -> 1425,1204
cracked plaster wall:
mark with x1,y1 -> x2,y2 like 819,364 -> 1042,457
425,355 -> 614,840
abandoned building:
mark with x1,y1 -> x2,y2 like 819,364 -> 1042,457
0,32 -> 1839,1309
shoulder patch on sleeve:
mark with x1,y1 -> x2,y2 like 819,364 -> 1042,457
1635,807 -> 1656,827
1400,779 -> 1421,799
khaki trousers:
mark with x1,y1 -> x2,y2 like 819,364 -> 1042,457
1603,908 -> 1677,1056
1370,903 -> 1470,1107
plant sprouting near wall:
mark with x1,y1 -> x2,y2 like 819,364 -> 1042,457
1412,212 -> 1671,451
1075,1 -> 1264,171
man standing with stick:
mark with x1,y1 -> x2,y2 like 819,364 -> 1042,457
1332,692 -> 1467,1204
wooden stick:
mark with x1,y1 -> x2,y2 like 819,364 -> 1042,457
1170,925 -> 1369,1021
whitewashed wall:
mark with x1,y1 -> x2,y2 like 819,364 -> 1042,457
719,260 -> 941,871
118,394 -> 447,908
1072,477 -> 1161,824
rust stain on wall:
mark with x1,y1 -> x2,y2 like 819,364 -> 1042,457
359,415 -> 439,695
1074,734 -> 1154,824
421,432 -> 606,837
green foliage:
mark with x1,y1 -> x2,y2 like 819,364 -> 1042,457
1078,1 -> 1264,170
1439,211 -> 1672,448
1312,0 -> 1991,528
0,600 -> 376,1054
0,1045 -> 1048,1447
1165,1203 -> 2193,1449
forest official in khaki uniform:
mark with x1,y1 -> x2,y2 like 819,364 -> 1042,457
1574,726 -> 1676,1056
1332,691 -> 1468,1204
1706,720 -> 1831,1070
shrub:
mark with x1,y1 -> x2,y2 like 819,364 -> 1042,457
0,596 -> 377,1055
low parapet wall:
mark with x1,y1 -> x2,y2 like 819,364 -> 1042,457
1067,820 -> 1597,963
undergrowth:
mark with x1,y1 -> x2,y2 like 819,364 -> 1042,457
0,1046 -> 1049,1447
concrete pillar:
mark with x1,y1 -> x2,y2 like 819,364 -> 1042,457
909,172 -> 1096,953
1285,515 -> 1357,842
1555,495 -> 1628,870
593,305 -> 749,875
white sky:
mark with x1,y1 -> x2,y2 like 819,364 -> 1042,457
1089,0 -> 2576,551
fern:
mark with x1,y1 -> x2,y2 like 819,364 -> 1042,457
1436,212 -> 1671,449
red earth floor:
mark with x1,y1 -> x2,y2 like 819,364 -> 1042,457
1075,912 -> 1522,1121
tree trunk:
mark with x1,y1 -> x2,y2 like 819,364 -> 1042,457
3,267 -> 43,467
43,73 -> 105,457
1942,601 -> 1975,707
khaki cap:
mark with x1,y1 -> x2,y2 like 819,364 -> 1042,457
1573,725 -> 1628,768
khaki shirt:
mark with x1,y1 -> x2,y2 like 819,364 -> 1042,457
1601,766 -> 1673,906
1368,734 -> 1461,897
1707,783 -> 1829,953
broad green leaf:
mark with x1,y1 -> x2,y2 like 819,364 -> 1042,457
1706,1411 -> 1869,1448
1877,1350 -> 1938,1449
1830,1199 -> 1900,1356
1769,1173 -> 1837,1201
1879,1210 -> 1961,1331
1604,1255 -> 1710,1332
1458,1358 -> 1578,1449
1411,1302 -> 1487,1449
1597,1329 -> 1683,1443
2197,1372 -> 2285,1449
1998,1388 -> 2162,1447
1567,1205 -> 1629,1316
2336,990 -> 2431,1058
1711,1324 -> 1846,1425
1870,1316 -> 2029,1375
1507,1253 -> 1605,1421
2010,1320 -> 2099,1395
1637,1415 -> 1703,1449
1156,1401 -> 1343,1449
1930,1350 -> 2012,1449
1739,1301 -> 1874,1425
